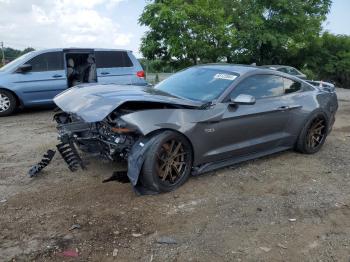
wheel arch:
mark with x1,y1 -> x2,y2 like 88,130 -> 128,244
297,108 -> 330,136
295,108 -> 330,153
0,87 -> 23,107
144,128 -> 195,163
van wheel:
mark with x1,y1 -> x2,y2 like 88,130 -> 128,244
295,112 -> 328,154
0,90 -> 17,116
140,131 -> 193,193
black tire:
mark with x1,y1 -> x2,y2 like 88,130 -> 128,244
295,111 -> 328,154
0,90 -> 17,117
140,131 -> 193,193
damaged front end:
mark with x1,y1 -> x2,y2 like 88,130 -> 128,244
53,106 -> 158,192
49,84 -> 203,193
54,109 -> 139,164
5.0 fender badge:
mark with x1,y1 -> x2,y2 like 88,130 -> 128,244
204,128 -> 215,133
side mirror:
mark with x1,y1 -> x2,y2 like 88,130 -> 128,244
16,64 -> 32,73
230,94 -> 256,105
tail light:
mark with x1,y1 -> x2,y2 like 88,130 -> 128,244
136,70 -> 145,78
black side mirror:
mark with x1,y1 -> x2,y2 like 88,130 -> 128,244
16,64 -> 32,73
230,94 -> 256,105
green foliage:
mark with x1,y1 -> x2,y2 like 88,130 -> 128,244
0,47 -> 35,64
228,0 -> 331,64
139,0 -> 236,64
305,33 -> 350,88
139,0 -> 331,65
139,58 -> 191,73
140,1 -> 350,88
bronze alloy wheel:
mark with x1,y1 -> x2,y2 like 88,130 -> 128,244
156,139 -> 189,185
306,117 -> 326,150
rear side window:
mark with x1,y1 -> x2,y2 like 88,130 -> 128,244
27,52 -> 64,72
95,51 -> 133,68
288,67 -> 301,75
283,78 -> 301,94
230,74 -> 284,99
277,67 -> 288,73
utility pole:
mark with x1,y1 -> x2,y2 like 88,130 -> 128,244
0,41 -> 5,66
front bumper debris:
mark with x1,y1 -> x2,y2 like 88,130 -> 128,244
27,150 -> 56,177
56,142 -> 85,172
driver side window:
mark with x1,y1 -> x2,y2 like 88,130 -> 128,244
26,52 -> 64,72
230,75 -> 284,100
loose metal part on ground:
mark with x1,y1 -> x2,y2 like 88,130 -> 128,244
27,150 -> 56,177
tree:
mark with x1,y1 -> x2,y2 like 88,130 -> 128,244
305,33 -> 350,88
139,0 -> 331,66
227,0 -> 332,65
0,47 -> 35,64
139,0 -> 236,65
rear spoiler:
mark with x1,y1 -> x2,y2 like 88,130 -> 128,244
305,80 -> 336,92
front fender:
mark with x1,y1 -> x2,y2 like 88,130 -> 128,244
0,86 -> 23,107
120,108 -> 204,136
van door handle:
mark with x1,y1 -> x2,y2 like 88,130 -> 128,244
276,106 -> 290,111
101,72 -> 110,75
52,74 -> 63,78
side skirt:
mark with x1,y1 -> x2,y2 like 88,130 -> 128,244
192,146 -> 291,175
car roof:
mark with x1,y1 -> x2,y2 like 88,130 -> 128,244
30,48 -> 132,55
261,65 -> 291,69
195,63 -> 272,75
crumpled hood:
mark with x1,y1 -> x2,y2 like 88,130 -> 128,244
54,84 -> 202,122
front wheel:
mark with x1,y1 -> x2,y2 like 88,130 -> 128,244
0,90 -> 17,117
140,131 -> 193,193
295,112 -> 328,154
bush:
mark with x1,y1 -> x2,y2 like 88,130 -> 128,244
306,33 -> 350,88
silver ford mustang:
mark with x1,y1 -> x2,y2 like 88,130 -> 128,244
53,64 -> 338,194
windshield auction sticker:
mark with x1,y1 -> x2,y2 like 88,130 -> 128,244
214,73 -> 237,81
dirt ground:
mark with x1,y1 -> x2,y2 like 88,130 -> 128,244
1,89 -> 350,262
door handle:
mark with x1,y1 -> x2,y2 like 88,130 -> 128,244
52,74 -> 63,78
276,105 -> 290,111
101,72 -> 110,75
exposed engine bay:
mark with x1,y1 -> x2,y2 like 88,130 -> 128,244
54,111 -> 137,163
54,101 -> 186,163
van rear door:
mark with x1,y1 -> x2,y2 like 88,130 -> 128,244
95,51 -> 133,85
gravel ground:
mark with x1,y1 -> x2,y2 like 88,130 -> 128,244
0,88 -> 350,261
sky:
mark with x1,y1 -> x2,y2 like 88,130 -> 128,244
0,0 -> 349,58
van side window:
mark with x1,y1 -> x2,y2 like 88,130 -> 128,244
230,75 -> 284,99
27,52 -> 64,72
283,78 -> 301,94
95,51 -> 133,68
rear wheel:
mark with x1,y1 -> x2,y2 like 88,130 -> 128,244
140,131 -> 193,193
296,113 -> 328,154
0,90 -> 17,117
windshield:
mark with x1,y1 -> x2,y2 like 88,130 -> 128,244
0,52 -> 34,71
154,67 -> 239,102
